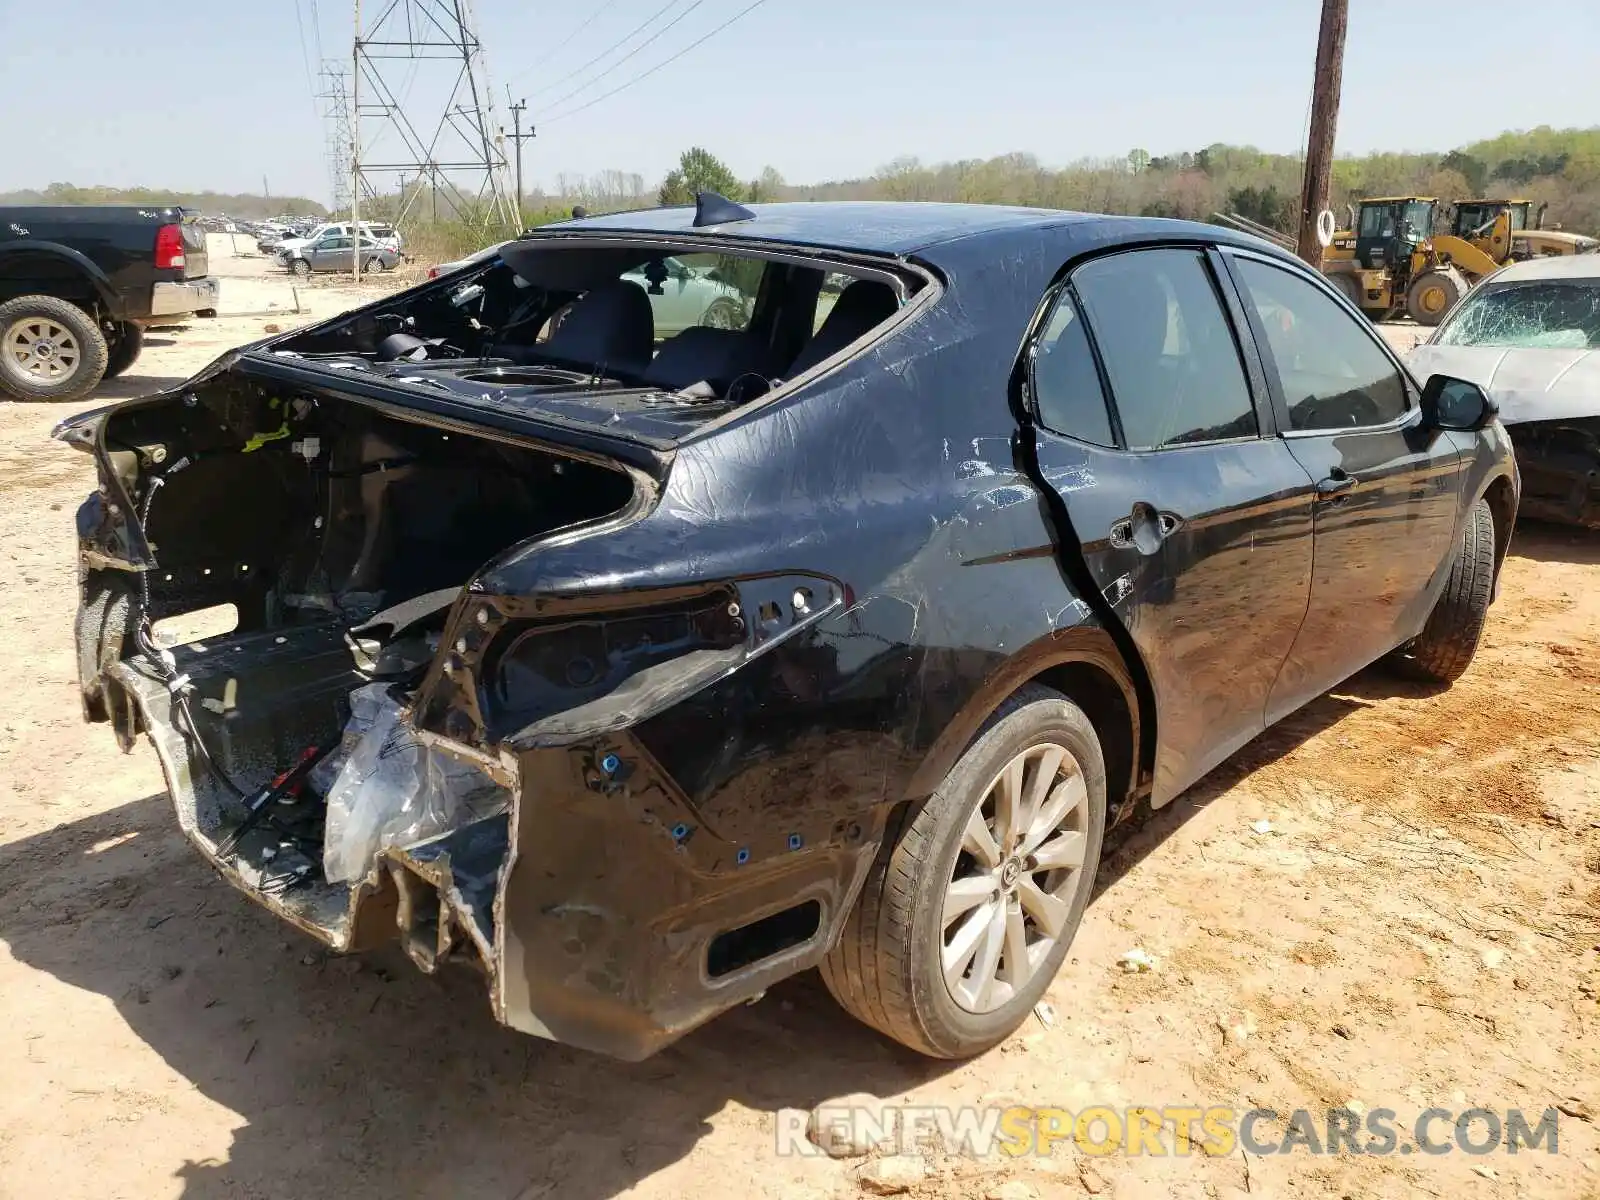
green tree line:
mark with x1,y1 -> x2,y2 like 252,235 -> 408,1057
530,128 -> 1600,240
18,125 -> 1593,265
0,182 -> 327,219
777,126 -> 1600,235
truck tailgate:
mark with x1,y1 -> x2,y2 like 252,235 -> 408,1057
181,215 -> 209,279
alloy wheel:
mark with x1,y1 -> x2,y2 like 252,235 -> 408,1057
4,316 -> 81,385
940,742 -> 1089,1013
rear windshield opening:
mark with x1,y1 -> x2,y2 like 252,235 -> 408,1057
286,240 -> 923,408
487,244 -> 915,398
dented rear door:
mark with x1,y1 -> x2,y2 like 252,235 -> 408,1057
1024,246 -> 1316,806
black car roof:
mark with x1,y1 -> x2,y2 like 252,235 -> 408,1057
538,201 -> 1288,263
540,201 -> 1097,255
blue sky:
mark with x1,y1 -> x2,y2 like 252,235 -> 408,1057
1,0 -> 1596,203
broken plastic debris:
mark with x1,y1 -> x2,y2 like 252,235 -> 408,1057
321,683 -> 508,883
308,682 -> 386,796
1033,1000 -> 1057,1029
1251,819 -> 1273,835
1118,948 -> 1157,973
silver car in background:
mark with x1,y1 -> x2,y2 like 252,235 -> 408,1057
1407,254 -> 1600,529
285,233 -> 403,276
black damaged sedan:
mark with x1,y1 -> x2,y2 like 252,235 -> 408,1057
58,197 -> 1519,1060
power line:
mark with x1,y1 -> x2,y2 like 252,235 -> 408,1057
291,0 -> 320,117
519,0 -> 623,73
307,0 -> 325,62
524,0 -> 683,98
532,0 -> 705,116
539,0 -> 773,125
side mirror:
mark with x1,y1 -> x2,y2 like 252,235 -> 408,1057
1420,374 -> 1497,431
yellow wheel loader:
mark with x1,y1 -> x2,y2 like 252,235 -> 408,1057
1321,197 -> 1473,325
1452,199 -> 1597,261
1320,195 -> 1595,326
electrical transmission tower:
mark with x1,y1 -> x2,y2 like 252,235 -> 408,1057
351,0 -> 517,229
318,62 -> 354,214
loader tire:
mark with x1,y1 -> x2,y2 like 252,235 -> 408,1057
1406,269 -> 1463,326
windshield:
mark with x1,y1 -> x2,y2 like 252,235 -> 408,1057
1456,204 -> 1491,235
1402,201 -> 1433,239
1358,204 -> 1396,239
1437,281 -> 1600,349
1456,204 -> 1526,236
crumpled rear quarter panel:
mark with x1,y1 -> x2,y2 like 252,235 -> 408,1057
424,228 -> 1139,1056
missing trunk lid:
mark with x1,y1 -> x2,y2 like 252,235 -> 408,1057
78,374 -> 644,981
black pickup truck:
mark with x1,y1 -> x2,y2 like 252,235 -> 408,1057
0,206 -> 220,401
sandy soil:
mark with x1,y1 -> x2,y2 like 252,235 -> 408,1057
0,244 -> 1596,1199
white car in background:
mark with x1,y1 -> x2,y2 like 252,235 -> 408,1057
1407,254 -> 1600,529
620,255 -> 750,336
276,222 -> 401,264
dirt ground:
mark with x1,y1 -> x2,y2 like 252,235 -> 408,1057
0,243 -> 1596,1199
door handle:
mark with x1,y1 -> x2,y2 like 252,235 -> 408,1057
1316,469 -> 1357,497
1109,503 -> 1180,554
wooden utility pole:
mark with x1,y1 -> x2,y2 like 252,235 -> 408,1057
505,98 -> 533,223
1297,0 -> 1349,266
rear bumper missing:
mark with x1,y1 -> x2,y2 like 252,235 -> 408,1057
106,640 -> 879,1061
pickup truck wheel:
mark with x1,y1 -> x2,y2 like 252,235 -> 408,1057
290,258 -> 311,278
821,684 -> 1106,1058
0,295 -> 109,402
104,322 -> 144,379
1391,498 -> 1495,683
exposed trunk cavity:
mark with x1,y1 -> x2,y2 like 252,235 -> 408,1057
87,374 -> 642,983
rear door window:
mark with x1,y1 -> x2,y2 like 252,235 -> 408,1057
1072,248 -> 1258,450
1231,257 -> 1409,429
1030,291 -> 1115,447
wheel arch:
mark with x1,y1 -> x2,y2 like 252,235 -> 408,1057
1479,471 -> 1517,580
903,625 -> 1150,820
0,243 -> 117,311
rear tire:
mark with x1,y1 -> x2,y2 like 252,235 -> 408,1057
1392,498 -> 1495,683
821,684 -> 1106,1058
0,295 -> 109,402
365,256 -> 386,274
104,322 -> 144,379
1406,269 -> 1462,325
